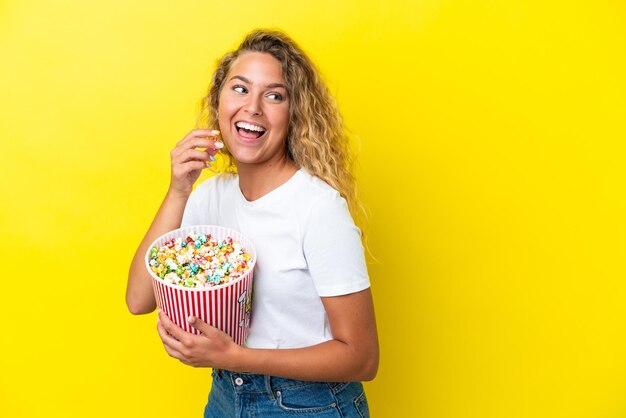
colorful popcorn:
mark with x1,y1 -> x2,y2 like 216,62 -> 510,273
148,232 -> 252,288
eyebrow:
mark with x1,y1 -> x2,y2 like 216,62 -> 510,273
229,75 -> 286,89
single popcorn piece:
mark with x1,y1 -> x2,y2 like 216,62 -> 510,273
149,232 -> 253,288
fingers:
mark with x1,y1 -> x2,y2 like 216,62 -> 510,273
175,129 -> 221,148
158,311 -> 188,345
157,313 -> 207,366
157,314 -> 196,361
189,316 -> 234,349
173,149 -> 213,165
171,136 -> 223,162
168,129 -> 223,194
171,160 -> 208,178
159,332 -> 185,358
172,137 -> 223,156
188,315 -> 212,335
157,311 -> 233,368
162,340 -> 193,366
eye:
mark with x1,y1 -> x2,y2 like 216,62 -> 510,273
267,92 -> 284,101
233,85 -> 247,94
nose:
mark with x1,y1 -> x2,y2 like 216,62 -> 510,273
244,94 -> 262,116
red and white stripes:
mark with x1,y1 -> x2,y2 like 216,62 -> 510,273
151,273 -> 253,345
146,225 -> 256,346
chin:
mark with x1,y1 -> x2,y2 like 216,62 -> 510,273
228,149 -> 264,166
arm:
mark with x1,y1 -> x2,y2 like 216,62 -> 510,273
126,129 -> 222,315
157,287 -> 379,381
125,191 -> 189,314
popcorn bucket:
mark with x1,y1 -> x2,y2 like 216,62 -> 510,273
145,225 -> 256,345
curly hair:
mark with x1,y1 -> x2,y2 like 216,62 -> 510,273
197,29 -> 364,233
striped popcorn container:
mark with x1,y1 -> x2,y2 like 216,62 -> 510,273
145,225 -> 256,345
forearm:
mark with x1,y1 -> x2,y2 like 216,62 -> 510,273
126,190 -> 189,314
232,339 -> 378,382
157,289 -> 379,381
229,290 -> 379,382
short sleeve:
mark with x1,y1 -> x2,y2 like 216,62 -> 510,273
302,192 -> 370,297
181,193 -> 202,227
181,181 -> 211,227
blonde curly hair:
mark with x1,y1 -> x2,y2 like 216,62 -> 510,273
197,29 -> 364,233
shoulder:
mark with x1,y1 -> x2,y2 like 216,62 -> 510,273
293,169 -> 343,205
293,169 -> 354,228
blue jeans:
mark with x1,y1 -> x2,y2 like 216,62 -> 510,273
205,369 -> 370,417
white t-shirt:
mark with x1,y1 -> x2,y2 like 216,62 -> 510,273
181,168 -> 370,349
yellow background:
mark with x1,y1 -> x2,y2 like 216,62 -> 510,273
1,1 -> 625,417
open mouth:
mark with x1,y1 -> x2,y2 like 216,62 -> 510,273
235,121 -> 267,140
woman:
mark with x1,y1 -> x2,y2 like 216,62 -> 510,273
126,29 -> 378,417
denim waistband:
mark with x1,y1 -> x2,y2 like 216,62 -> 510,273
213,368 -> 349,396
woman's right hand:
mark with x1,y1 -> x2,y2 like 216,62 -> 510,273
127,129 -> 223,315
169,129 -> 223,198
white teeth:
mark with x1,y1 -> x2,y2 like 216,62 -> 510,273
236,122 -> 266,132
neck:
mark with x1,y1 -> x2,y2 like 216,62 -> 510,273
236,155 -> 298,202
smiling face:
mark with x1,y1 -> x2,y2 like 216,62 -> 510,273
218,52 -> 290,168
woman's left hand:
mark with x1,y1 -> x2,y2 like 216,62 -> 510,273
156,310 -> 241,368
